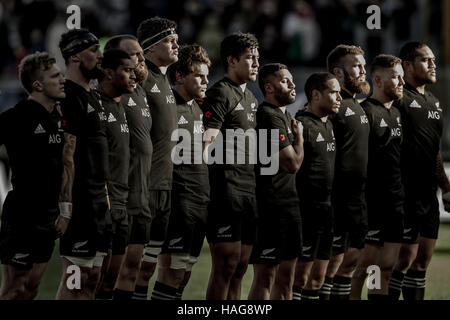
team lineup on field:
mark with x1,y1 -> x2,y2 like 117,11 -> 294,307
0,16 -> 449,301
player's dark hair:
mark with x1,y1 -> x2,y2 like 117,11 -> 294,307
19,51 -> 56,94
304,72 -> 336,102
168,44 -> 211,84
327,44 -> 365,74
59,28 -> 98,64
104,34 -> 138,52
220,32 -> 259,72
137,16 -> 177,51
258,63 -> 288,95
101,49 -> 131,70
371,54 -> 402,75
399,41 -> 427,62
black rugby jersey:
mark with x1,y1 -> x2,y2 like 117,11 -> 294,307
361,98 -> 403,204
142,61 -> 177,191
172,90 -> 209,204
394,83 -> 443,187
96,91 -> 130,209
0,99 -> 64,217
295,109 -> 336,203
329,90 -> 369,179
256,101 -> 298,204
202,77 -> 258,195
60,80 -> 108,203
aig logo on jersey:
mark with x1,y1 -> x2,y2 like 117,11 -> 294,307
48,134 -> 62,144
166,95 -> 175,104
193,121 -> 204,134
141,108 -> 150,118
120,123 -> 129,133
361,114 -> 368,124
428,110 -> 440,120
247,113 -> 255,122
327,141 -> 335,152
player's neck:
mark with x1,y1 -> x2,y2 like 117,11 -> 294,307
65,66 -> 91,91
173,86 -> 194,103
309,104 -> 328,122
225,72 -> 247,90
371,91 -> 393,109
147,56 -> 169,74
264,96 -> 284,109
404,76 -> 426,94
98,81 -> 121,102
29,94 -> 55,113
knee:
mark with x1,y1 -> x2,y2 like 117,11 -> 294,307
233,260 -> 249,279
24,281 -> 40,300
309,274 -> 325,290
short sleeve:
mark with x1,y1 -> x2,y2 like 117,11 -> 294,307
267,113 -> 292,151
60,95 -> 84,137
202,86 -> 229,129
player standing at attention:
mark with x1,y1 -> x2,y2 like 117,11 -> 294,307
388,42 -> 450,300
56,29 -> 110,300
134,17 -> 179,300
322,45 -> 370,300
248,63 -> 304,300
202,32 -> 259,300
93,49 -> 136,299
292,73 -> 340,300
0,52 -> 65,300
98,35 -> 153,300
353,54 -> 405,300
152,44 -> 211,300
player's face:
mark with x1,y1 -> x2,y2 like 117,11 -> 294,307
271,69 -> 296,106
151,34 -> 179,67
234,47 -> 259,83
113,58 -> 137,94
119,39 -> 148,84
342,54 -> 370,95
182,63 -> 209,100
319,78 -> 342,115
382,63 -> 405,101
411,46 -> 436,84
79,44 -> 103,79
41,63 -> 65,100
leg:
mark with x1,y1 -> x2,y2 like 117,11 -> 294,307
206,241 -> 241,300
227,243 -> 252,300
350,244 -> 380,300
0,264 -> 31,300
330,247 -> 362,300
293,259 -> 314,289
115,244 -> 144,291
96,253 -> 125,299
368,242 -> 401,296
248,264 -> 277,300
271,258 -> 297,300
55,257 -> 91,300
23,262 -> 48,300
304,259 -> 330,291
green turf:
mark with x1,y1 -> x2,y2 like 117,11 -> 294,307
1,224 -> 450,300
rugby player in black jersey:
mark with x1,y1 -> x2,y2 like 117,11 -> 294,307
134,17 -> 179,299
0,52 -> 65,299
248,63 -> 304,300
323,45 -> 370,300
388,42 -> 450,300
292,73 -> 340,300
202,32 -> 259,300
150,44 -> 211,300
100,35 -> 153,300
55,29 -> 110,300
93,49 -> 136,300
355,54 -> 405,300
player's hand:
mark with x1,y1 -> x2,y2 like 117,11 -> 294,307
55,215 -> 70,238
292,119 -> 303,142
442,191 -> 450,213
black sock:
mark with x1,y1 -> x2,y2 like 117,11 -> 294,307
367,293 -> 389,301
301,289 -> 319,300
175,287 -> 184,300
388,270 -> 405,300
402,269 -> 426,300
330,275 -> 351,300
151,281 -> 178,300
292,285 -> 302,300
132,285 -> 148,300
113,289 -> 133,300
319,276 -> 334,300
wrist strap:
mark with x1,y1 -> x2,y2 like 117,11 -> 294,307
59,202 -> 72,219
